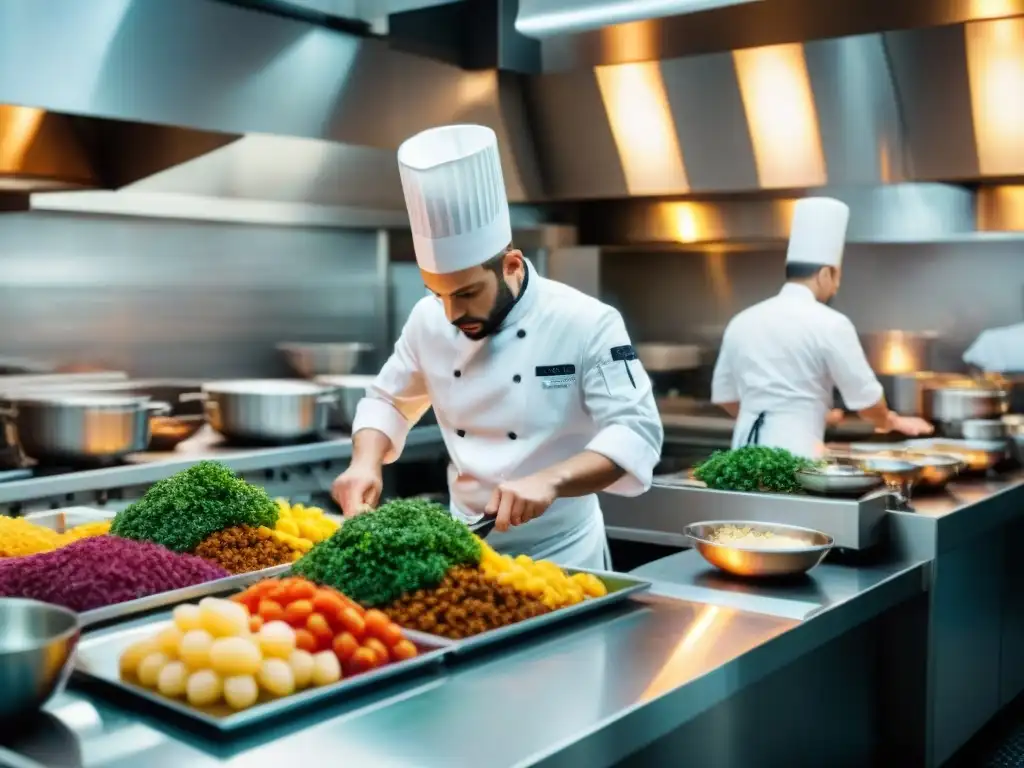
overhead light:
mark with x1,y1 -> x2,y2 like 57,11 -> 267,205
965,17 -> 1024,175
516,0 -> 764,38
595,62 -> 689,195
732,43 -> 828,189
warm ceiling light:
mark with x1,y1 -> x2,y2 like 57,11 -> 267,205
732,43 -> 827,189
0,105 -> 45,171
965,17 -> 1024,175
595,62 -> 689,195
657,201 -> 720,242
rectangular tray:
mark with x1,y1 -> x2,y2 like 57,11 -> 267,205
427,567 -> 651,656
80,564 -> 293,628
74,604 -> 451,732
23,506 -> 115,532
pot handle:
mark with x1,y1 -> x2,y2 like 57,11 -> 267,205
317,391 -> 341,407
179,392 -> 206,403
145,401 -> 173,416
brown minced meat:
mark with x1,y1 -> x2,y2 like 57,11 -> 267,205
382,565 -> 550,640
193,525 -> 293,574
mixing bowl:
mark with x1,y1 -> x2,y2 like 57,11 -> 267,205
0,599 -> 80,720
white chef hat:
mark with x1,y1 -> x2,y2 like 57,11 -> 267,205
785,197 -> 850,267
397,124 -> 512,275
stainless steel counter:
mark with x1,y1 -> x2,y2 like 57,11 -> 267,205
2,555 -> 928,768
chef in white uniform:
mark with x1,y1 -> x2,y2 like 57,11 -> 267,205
963,323 -> 1024,373
711,197 -> 932,458
331,124 -> 663,569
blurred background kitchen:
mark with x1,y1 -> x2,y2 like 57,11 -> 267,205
3,0 -> 1024,503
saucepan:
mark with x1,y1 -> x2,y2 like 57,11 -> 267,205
794,464 -> 883,496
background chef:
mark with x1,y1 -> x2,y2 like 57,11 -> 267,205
711,197 -> 932,458
963,320 -> 1024,374
331,123 -> 663,570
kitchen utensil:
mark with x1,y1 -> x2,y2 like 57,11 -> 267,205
148,414 -> 205,451
794,464 -> 883,496
634,343 -> 702,372
0,598 -> 80,720
905,438 -> 1008,473
960,418 -> 1007,441
925,386 -> 1009,422
187,380 -> 338,443
908,453 -> 964,490
684,520 -> 833,578
0,395 -> 170,464
884,372 -> 976,416
850,457 -> 922,505
860,330 -> 939,375
277,342 -> 373,378
314,375 -> 377,431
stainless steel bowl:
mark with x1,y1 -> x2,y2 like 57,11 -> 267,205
795,464 -> 883,496
277,343 -> 373,378
960,418 -> 1007,441
909,453 -> 964,490
148,413 -> 205,451
0,394 -> 170,464
192,380 -> 338,443
0,598 -> 80,720
684,521 -> 833,578
315,375 -> 376,431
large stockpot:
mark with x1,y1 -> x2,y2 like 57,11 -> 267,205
924,386 -> 1009,422
0,394 -> 170,464
883,373 -> 976,416
188,380 -> 339,443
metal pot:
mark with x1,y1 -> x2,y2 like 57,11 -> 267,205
189,380 -> 338,443
0,394 -> 170,464
925,386 -> 1009,422
277,342 -> 374,378
959,418 -> 1008,441
884,372 -> 976,417
315,375 -> 376,431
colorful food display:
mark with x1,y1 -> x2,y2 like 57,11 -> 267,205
268,499 -> 338,555
0,536 -> 229,612
118,579 -> 419,711
292,499 -> 609,639
0,516 -> 111,558
110,461 -> 279,553
291,498 -> 481,606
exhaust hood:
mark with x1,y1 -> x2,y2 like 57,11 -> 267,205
515,0 -> 763,38
0,105 -> 97,192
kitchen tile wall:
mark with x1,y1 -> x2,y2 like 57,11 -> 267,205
602,241 -> 1024,372
0,212 -> 382,378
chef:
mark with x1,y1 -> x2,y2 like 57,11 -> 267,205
963,322 -> 1024,373
711,197 -> 932,458
331,124 -> 663,569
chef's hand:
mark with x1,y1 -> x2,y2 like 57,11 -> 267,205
825,408 -> 846,427
486,474 -> 558,532
331,462 -> 383,518
887,413 -> 935,437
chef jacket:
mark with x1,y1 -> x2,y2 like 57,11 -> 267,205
963,323 -> 1024,373
711,283 -> 884,459
351,259 -> 663,569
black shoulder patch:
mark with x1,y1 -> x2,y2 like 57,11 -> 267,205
610,345 -> 637,362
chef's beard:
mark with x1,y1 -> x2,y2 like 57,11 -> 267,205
454,277 -> 517,340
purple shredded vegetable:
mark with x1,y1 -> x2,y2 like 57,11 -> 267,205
0,535 -> 230,612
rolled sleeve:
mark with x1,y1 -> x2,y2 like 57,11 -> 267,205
582,309 -> 664,497
824,316 -> 885,411
351,306 -> 432,464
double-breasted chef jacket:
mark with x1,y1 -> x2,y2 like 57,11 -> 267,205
351,259 -> 664,569
712,282 -> 883,459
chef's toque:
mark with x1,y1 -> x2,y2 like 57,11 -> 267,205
397,124 -> 511,275
785,197 -> 850,268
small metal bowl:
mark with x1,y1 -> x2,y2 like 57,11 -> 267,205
961,419 -> 1007,441
0,598 -> 80,720
795,464 -> 883,496
684,520 -> 834,578
148,414 -> 205,451
906,453 -> 964,490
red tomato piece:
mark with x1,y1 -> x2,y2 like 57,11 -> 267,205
294,628 -> 318,654
257,599 -> 285,623
338,607 -> 366,640
391,639 -> 418,662
344,647 -> 377,676
363,637 -> 390,666
283,599 -> 314,627
306,613 -> 334,648
332,631 -> 359,663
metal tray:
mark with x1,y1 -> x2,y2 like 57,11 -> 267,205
80,565 -> 292,628
74,604 -> 450,732
23,506 -> 115,532
432,568 -> 651,656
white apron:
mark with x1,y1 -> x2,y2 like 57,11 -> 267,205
731,402 -> 829,459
